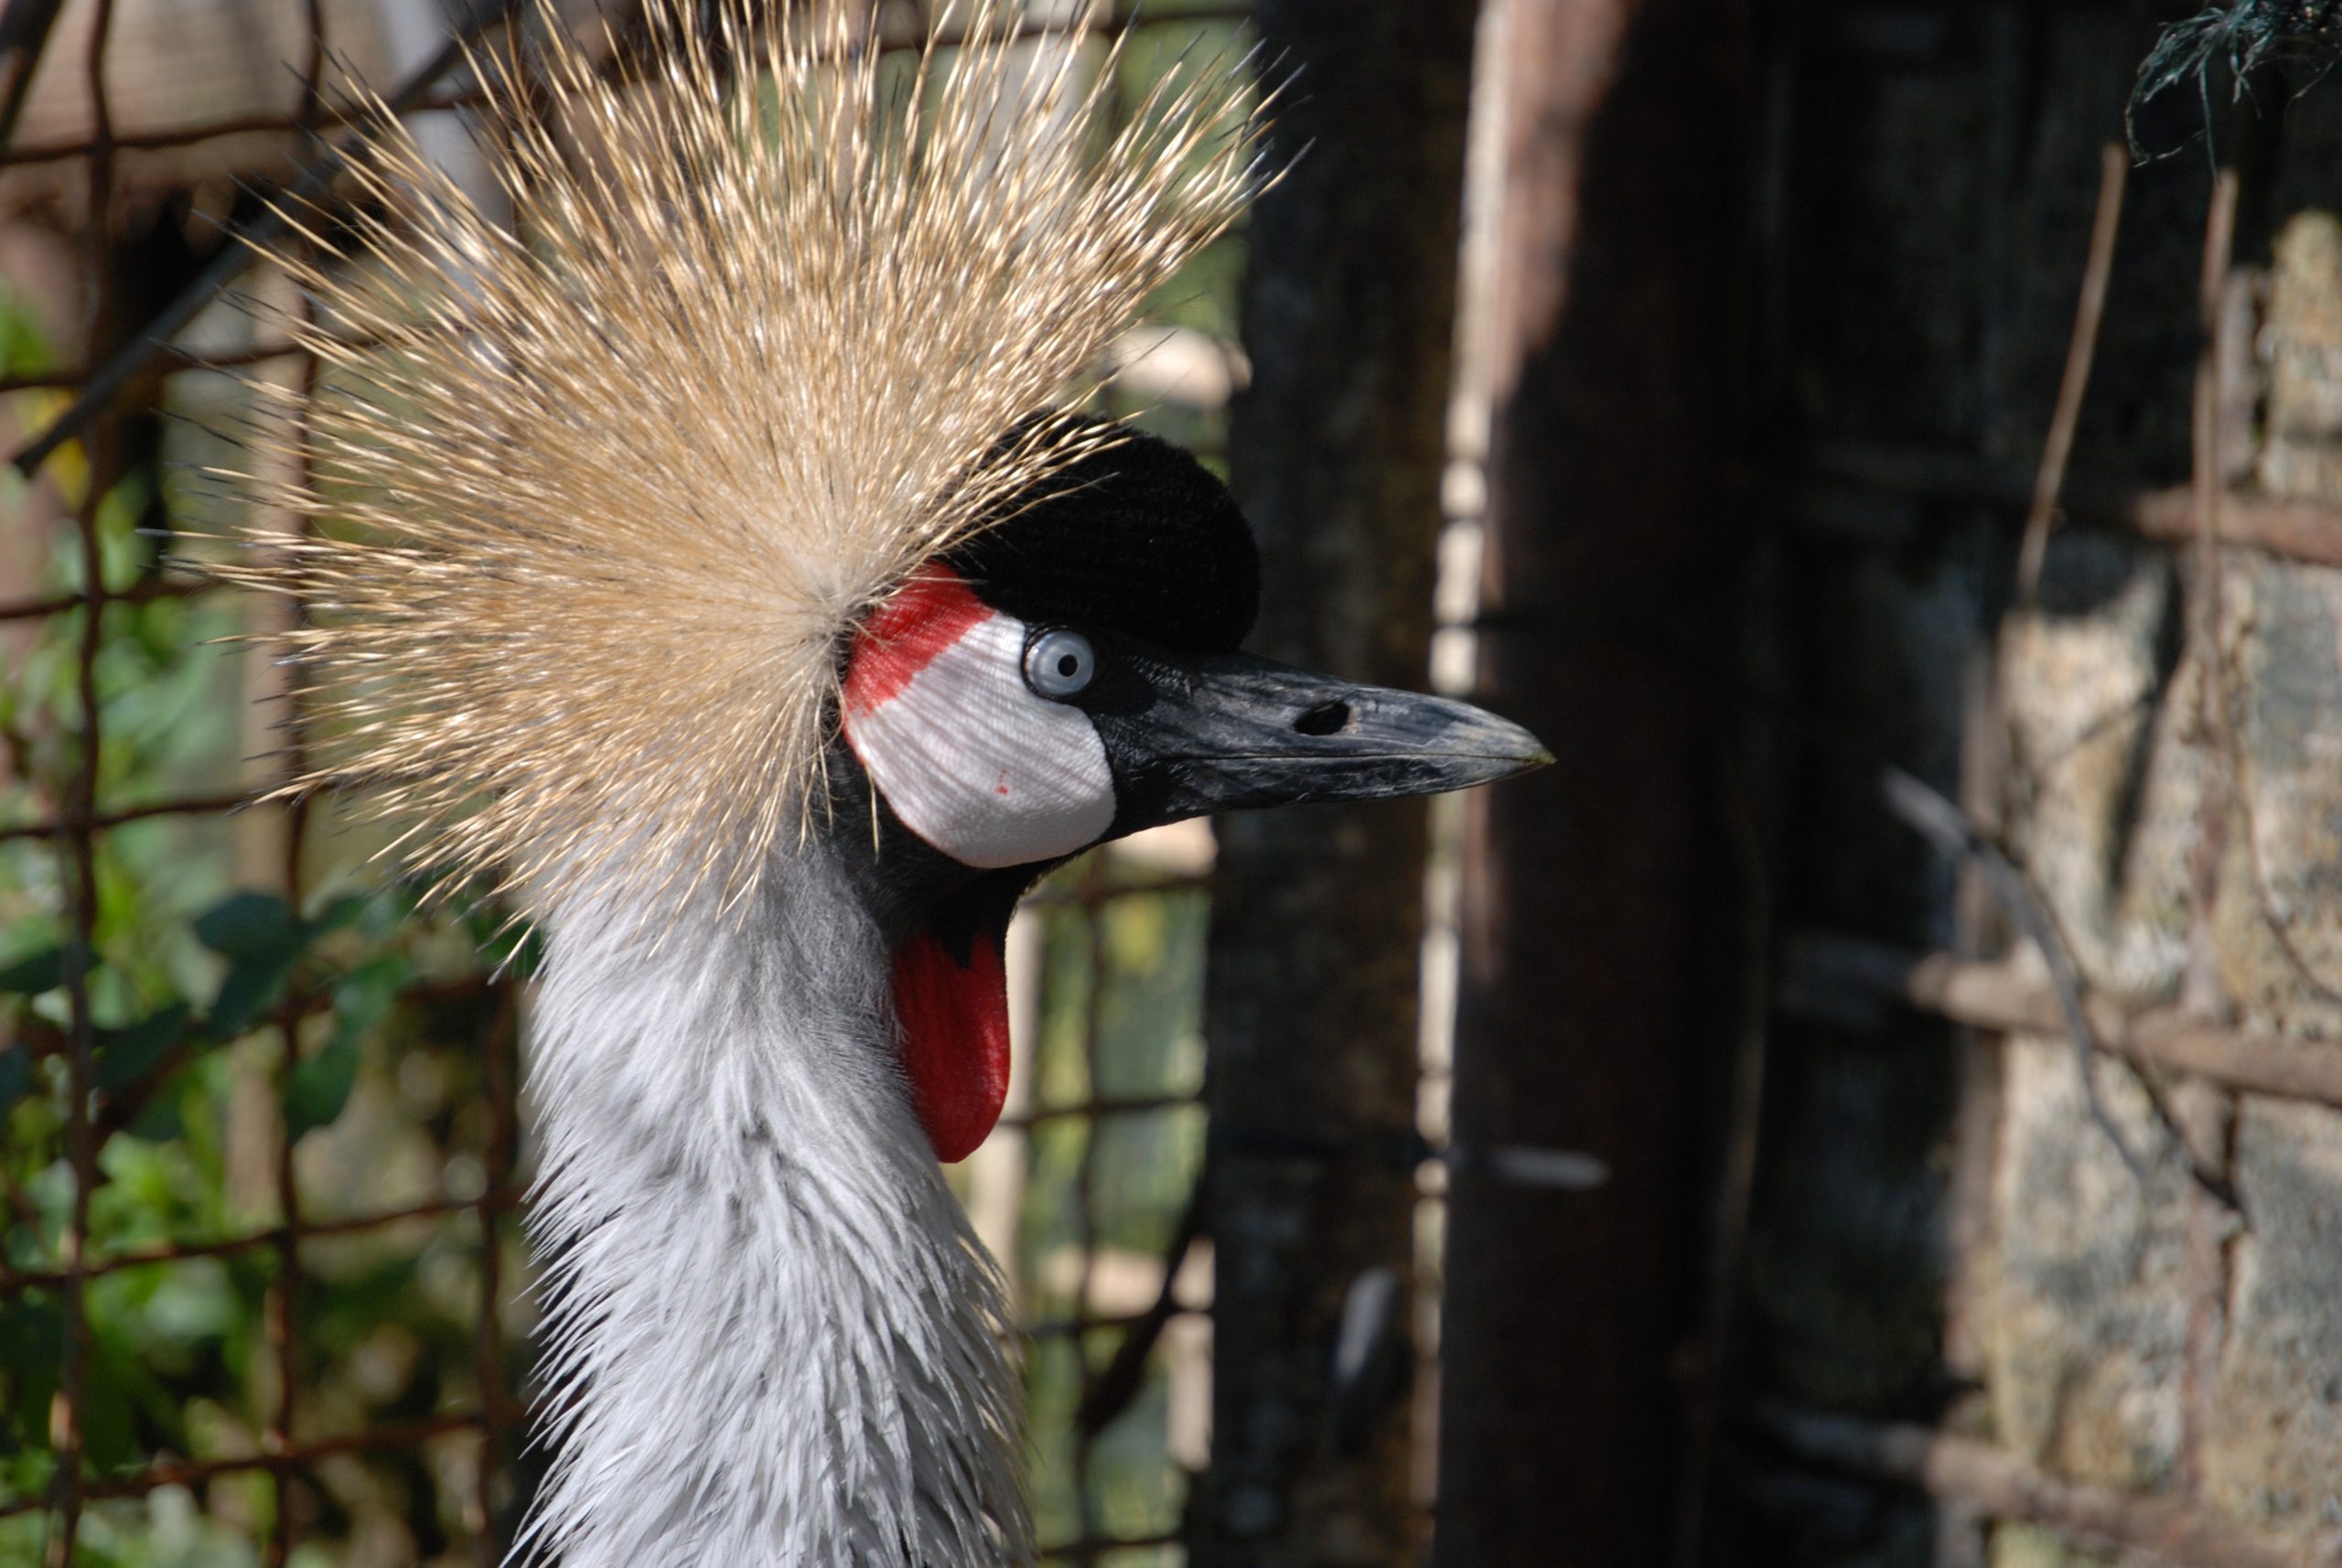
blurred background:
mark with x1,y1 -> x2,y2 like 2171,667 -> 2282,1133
7,2 -> 2342,1566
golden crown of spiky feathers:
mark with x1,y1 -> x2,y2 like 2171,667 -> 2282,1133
209,0 -> 1262,915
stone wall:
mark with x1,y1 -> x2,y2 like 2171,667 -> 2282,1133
1730,5 -> 2342,1562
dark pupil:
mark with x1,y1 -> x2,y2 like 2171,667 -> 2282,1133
1056,654 -> 1079,676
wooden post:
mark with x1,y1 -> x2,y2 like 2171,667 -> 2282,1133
1200,3 -> 1476,1564
1436,0 -> 1741,1563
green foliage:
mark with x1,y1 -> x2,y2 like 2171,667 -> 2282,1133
1016,865 -> 1210,1557
0,945 -> 91,994
0,1046 -> 27,1116
96,1005 -> 190,1094
1,518 -> 528,1563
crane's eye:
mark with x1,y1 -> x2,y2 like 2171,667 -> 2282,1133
1024,628 -> 1097,700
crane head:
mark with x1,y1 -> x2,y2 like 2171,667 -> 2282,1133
838,420 -> 1548,1160
206,0 -> 1530,1166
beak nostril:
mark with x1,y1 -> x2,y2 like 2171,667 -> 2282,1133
1294,700 -> 1350,737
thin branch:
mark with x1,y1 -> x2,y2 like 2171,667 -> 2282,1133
0,575 -> 214,623
1781,930 -> 2342,1110
0,1413 -> 490,1520
996,1091 -> 1198,1130
1791,446 -> 2342,568
1750,1402 -> 2319,1568
0,1195 -> 512,1292
43,2 -> 117,1549
0,88 -> 495,168
1674,618 -> 2213,1198
0,791 -> 258,844
1073,1177 -> 1203,1436
2016,143 -> 2127,606
1872,768 -> 2181,1190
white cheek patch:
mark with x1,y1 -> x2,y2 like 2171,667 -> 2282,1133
843,581 -> 1118,869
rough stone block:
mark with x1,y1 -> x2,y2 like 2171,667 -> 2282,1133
1989,1036 -> 2189,1490
2208,560 -> 2342,1038
2002,532 -> 2199,1003
2201,1097 -> 2342,1541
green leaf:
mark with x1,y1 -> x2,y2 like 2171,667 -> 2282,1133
207,949 -> 297,1040
95,1004 -> 189,1093
306,893 -> 371,937
0,944 -> 91,994
197,891 -> 360,1041
284,1038 -> 360,1142
0,1045 -> 27,1113
192,891 -> 298,961
75,1323 -> 149,1475
0,1295 -> 61,1438
0,948 -> 59,993
123,1070 -> 184,1142
330,956 -> 409,1054
263,958 -> 406,1144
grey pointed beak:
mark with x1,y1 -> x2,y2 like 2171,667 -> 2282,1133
1096,650 -> 1552,832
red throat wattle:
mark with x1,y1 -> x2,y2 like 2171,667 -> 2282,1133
890,927 -> 1012,1162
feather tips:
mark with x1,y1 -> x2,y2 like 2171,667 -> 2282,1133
209,0 -> 1262,915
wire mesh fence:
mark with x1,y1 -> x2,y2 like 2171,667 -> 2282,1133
0,3 -> 1255,1563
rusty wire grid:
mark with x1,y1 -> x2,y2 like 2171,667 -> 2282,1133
0,2 -> 1254,1563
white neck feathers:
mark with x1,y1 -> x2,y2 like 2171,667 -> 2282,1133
511,851 -> 1029,1567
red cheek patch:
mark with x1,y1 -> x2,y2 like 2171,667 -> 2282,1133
840,563 -> 1118,870
890,928 -> 1012,1163
844,566 -> 994,715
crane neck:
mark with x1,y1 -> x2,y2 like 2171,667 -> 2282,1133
510,843 -> 1030,1567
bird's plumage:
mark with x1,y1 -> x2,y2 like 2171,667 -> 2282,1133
195,5 -> 1552,1563
210,0 -> 1261,918
203,6 -> 1263,1561
517,843 -> 1025,1566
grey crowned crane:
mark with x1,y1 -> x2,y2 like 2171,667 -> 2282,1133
212,2 -> 1546,1563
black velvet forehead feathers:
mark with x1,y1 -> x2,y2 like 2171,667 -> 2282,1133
945,418 -> 1260,653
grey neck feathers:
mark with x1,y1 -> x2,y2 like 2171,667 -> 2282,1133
510,844 -> 1029,1567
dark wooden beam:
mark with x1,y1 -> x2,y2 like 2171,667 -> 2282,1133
1200,3 -> 1477,1564
1437,0 -> 1746,1563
